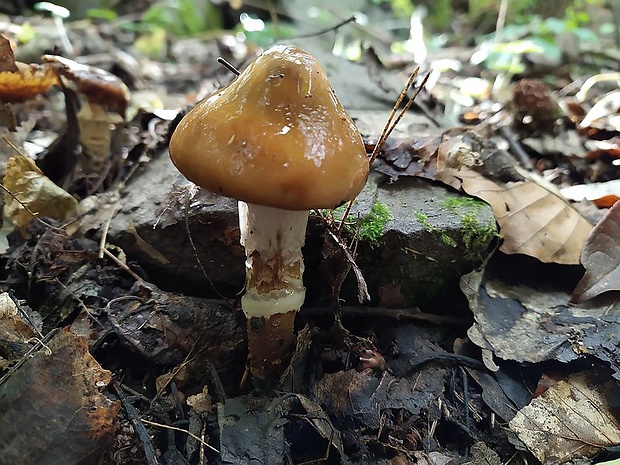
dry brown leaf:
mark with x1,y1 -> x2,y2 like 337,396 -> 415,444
572,200 -> 620,303
509,371 -> 620,464
0,328 -> 120,465
3,154 -> 78,227
462,253 -> 620,379
440,167 -> 592,264
187,386 -> 213,413
0,34 -> 18,73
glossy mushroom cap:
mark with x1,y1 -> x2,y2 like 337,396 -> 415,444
169,45 -> 369,211
42,55 -> 130,116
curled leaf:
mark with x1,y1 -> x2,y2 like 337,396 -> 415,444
3,154 -> 78,227
572,201 -> 620,303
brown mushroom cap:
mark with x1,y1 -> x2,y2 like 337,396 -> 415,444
42,55 -> 130,116
0,62 -> 57,103
169,45 -> 369,210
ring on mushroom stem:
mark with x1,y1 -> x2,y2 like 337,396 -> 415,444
169,44 -> 369,383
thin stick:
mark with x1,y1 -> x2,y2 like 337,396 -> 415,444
217,57 -> 240,76
294,15 -> 357,39
113,381 -> 160,465
183,196 -> 233,305
336,68 -> 429,232
0,328 -> 60,386
336,199 -> 355,234
369,68 -> 431,165
371,67 -> 420,160
103,248 -> 145,284
495,0 -> 509,37
53,277 -> 105,328
98,202 -> 119,259
141,418 -> 220,454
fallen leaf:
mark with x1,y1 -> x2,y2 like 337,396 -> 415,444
572,201 -> 620,303
561,179 -> 620,203
314,368 -> 444,429
0,292 -> 37,368
0,328 -> 120,465
509,371 -> 620,464
0,34 -> 18,73
446,167 -> 592,264
216,393 -> 345,464
462,253 -> 620,379
3,154 -> 78,227
187,386 -> 213,414
378,129 -> 592,265
579,90 -> 620,132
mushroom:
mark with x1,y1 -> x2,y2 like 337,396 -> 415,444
169,45 -> 369,381
0,35 -> 57,131
42,55 -> 129,164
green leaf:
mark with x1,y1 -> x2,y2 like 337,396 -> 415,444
86,8 -> 118,21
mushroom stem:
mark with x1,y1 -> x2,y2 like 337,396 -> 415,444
238,201 -> 308,380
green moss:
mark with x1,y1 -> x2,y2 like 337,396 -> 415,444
440,196 -> 487,212
358,201 -> 392,243
333,200 -> 393,245
415,212 -> 458,248
440,196 -> 499,260
414,197 -> 498,260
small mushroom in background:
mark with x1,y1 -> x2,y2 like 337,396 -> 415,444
42,55 -> 130,170
169,45 -> 369,383
0,35 -> 57,131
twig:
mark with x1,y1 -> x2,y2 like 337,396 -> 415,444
336,68 -> 430,232
140,419 -> 219,454
302,305 -> 467,325
293,15 -> 357,39
495,0 -> 509,38
217,57 -> 240,76
369,68 -> 430,165
103,248 -> 145,284
53,277 -> 105,328
0,328 -> 60,386
407,353 -> 487,373
183,195 -> 234,306
98,202 -> 119,259
113,381 -> 160,465
335,198 -> 355,235
498,126 -> 534,170
325,227 -> 370,303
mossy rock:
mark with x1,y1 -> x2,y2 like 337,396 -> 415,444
335,172 -> 497,310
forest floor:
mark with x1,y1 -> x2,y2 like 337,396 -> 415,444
0,4 -> 620,465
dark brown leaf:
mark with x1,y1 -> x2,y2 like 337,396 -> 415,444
0,328 -> 120,465
572,201 -> 620,302
0,34 -> 18,73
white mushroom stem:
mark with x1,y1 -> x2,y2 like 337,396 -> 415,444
238,201 -> 309,379
238,201 -> 308,317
